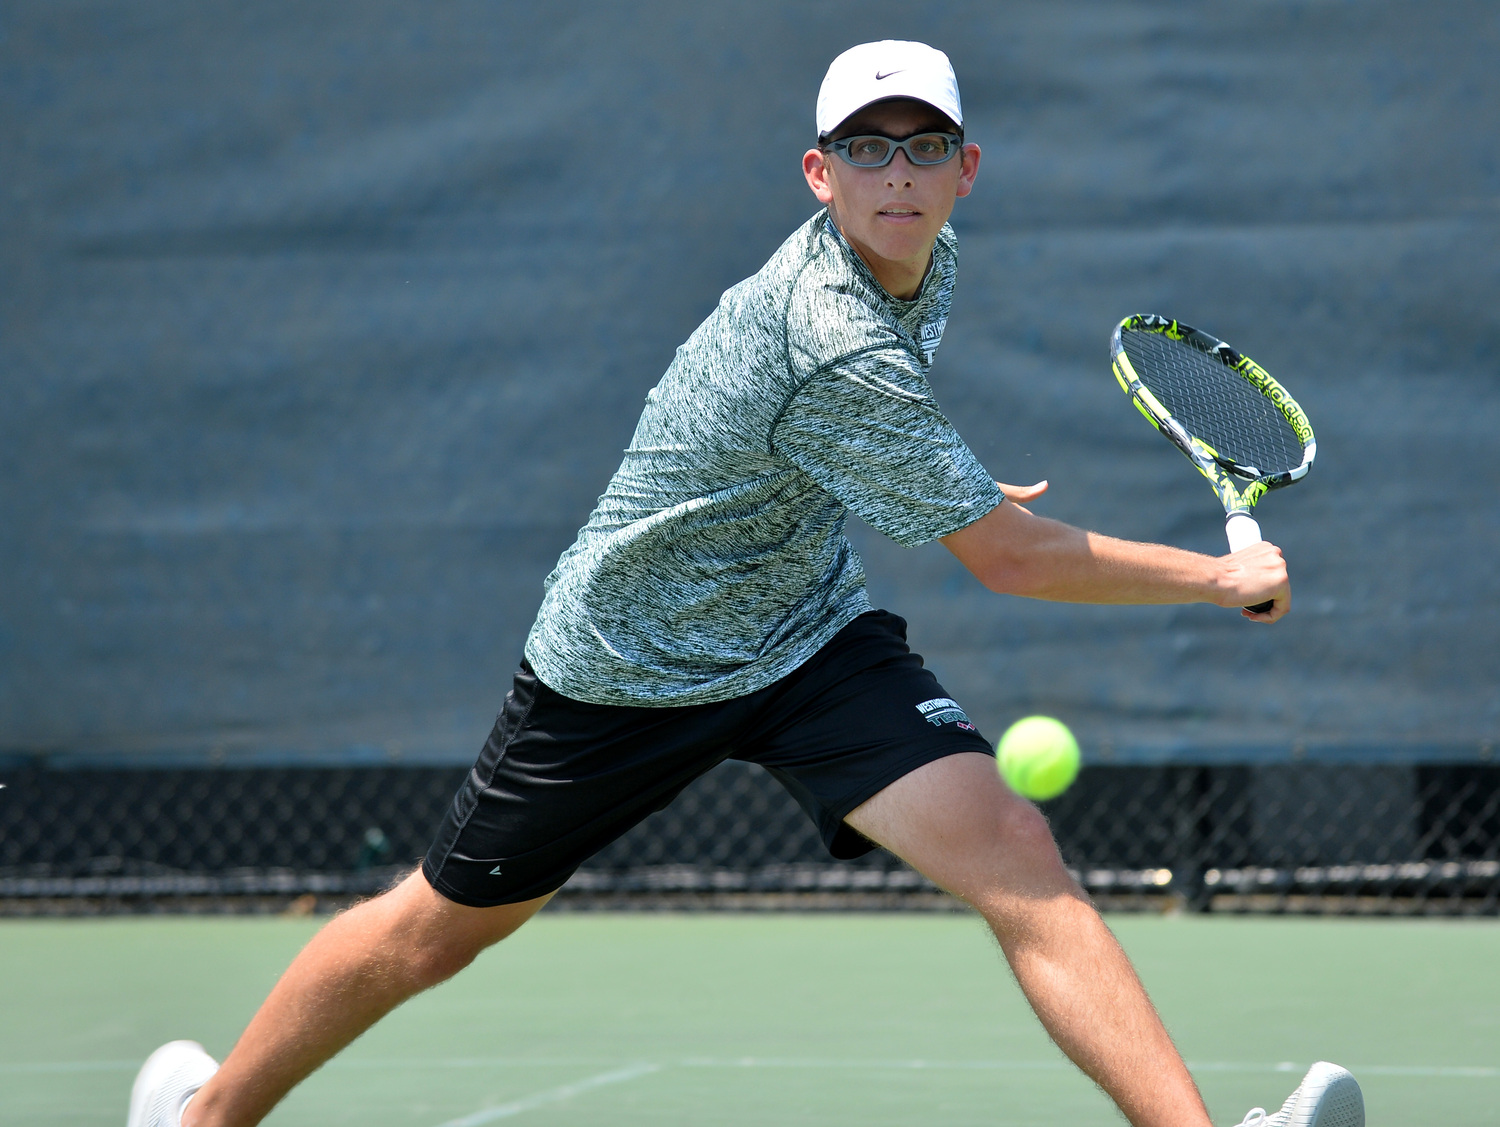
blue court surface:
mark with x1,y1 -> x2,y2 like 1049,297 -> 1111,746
2,911 -> 1496,1125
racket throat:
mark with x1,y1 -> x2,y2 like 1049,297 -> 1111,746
1213,455 -> 1263,481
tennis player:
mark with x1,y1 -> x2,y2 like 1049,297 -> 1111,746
130,41 -> 1362,1127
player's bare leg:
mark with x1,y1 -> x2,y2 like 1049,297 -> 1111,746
845,752 -> 1212,1127
181,872 -> 550,1127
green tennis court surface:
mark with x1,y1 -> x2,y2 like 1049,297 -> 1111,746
3,912 -> 1495,1125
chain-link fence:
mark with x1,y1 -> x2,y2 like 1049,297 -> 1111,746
0,758 -> 1495,915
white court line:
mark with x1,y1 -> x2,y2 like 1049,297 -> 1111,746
434,1062 -> 660,1127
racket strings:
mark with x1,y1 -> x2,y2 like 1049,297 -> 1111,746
1121,331 -> 1303,475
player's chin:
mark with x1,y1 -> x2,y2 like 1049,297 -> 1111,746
868,223 -> 939,261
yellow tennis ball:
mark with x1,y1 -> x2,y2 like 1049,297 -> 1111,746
997,715 -> 1080,801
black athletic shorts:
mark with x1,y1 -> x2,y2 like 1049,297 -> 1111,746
422,610 -> 993,906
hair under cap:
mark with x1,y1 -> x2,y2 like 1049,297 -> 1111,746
816,41 -> 963,139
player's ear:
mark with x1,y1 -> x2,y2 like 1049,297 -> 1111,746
954,143 -> 981,199
803,148 -> 835,204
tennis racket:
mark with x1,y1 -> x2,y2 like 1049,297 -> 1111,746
1109,314 -> 1315,614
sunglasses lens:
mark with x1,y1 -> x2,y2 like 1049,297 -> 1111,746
906,133 -> 957,164
843,137 -> 894,165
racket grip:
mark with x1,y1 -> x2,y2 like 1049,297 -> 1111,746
1224,514 -> 1274,614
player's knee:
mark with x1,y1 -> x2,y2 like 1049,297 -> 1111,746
985,795 -> 1064,868
370,877 -> 518,988
406,931 -> 487,987
1016,800 -> 1065,858
409,898 -> 548,988
963,802 -> 1074,911
398,908 -> 513,987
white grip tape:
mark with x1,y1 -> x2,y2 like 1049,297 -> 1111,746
1224,513 -> 1263,553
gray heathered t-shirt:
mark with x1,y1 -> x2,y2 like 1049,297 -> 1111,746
523,209 -> 1003,706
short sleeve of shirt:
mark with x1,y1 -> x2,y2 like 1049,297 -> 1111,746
771,347 -> 1003,547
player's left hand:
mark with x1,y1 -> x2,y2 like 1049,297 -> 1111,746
997,479 -> 1048,509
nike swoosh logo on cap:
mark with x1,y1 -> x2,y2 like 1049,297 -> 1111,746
874,69 -> 904,80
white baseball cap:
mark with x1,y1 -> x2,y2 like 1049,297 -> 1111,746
816,40 -> 963,139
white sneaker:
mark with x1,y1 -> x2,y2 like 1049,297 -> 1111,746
127,1040 -> 220,1127
1233,1061 -> 1364,1127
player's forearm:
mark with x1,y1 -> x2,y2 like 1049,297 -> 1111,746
941,501 -> 1259,607
1021,527 -> 1226,604
968,518 -> 1223,604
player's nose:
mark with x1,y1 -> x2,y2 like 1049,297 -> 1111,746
885,150 -> 916,187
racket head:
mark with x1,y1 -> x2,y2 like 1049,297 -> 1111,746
1109,314 -> 1315,517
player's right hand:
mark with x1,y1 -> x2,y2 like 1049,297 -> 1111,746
1219,540 -> 1290,622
